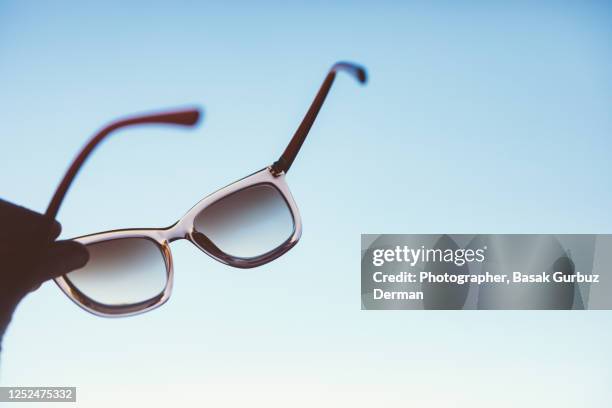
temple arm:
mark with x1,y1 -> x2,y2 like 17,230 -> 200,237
270,62 -> 367,175
45,108 -> 201,222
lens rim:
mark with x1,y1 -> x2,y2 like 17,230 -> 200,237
190,182 -> 297,267
177,167 -> 302,268
55,231 -> 173,317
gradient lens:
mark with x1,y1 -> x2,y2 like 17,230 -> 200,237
65,237 -> 168,306
193,184 -> 294,258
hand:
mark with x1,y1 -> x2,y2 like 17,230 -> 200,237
0,199 -> 89,347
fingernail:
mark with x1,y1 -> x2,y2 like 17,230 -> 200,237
61,242 -> 89,269
72,245 -> 90,268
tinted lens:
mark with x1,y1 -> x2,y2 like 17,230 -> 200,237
65,237 -> 168,306
193,184 -> 294,258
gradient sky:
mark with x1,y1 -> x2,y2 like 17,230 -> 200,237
1,1 -> 612,407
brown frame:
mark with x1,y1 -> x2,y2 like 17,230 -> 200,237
47,61 -> 367,317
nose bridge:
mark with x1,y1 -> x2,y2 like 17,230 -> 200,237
164,218 -> 191,243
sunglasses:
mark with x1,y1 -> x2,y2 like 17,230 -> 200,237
45,62 -> 367,317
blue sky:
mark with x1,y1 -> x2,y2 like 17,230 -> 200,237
1,1 -> 611,406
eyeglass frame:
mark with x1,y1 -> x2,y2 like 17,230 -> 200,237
45,61 -> 367,317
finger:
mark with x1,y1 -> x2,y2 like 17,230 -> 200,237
31,240 -> 89,284
0,198 -> 61,245
50,220 -> 62,239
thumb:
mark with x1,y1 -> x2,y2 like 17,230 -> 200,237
33,240 -> 90,284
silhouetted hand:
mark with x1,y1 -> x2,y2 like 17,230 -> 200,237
0,199 -> 88,349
